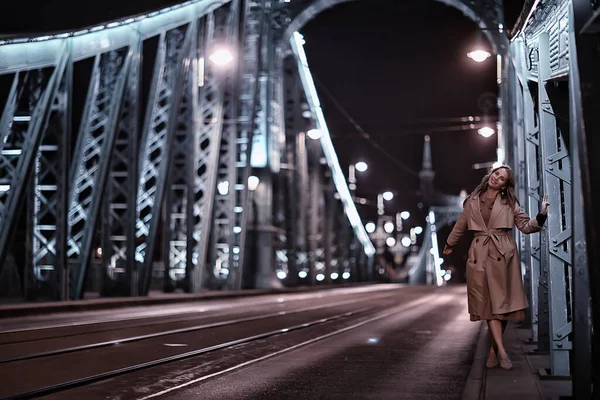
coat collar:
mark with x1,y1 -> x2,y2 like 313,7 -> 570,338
470,192 -> 503,230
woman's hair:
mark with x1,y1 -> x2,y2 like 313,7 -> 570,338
471,165 -> 520,208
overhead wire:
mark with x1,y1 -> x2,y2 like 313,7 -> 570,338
310,73 -> 420,179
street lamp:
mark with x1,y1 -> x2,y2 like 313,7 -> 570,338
355,161 -> 368,172
348,162 -> 368,193
478,126 -> 495,137
247,175 -> 260,191
467,49 -> 492,63
209,48 -> 234,66
307,128 -> 322,140
401,237 -> 412,247
365,222 -> 376,233
383,221 -> 394,234
377,191 -> 394,216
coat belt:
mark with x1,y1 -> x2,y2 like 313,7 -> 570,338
474,231 -> 509,257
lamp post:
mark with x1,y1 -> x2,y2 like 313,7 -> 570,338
348,161 -> 368,195
466,25 -> 506,167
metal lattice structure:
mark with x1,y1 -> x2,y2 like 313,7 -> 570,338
0,0 -> 375,302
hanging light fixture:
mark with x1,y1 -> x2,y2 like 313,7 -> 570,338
467,28 -> 491,63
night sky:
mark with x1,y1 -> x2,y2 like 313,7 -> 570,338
301,0 -> 500,229
0,0 -> 524,233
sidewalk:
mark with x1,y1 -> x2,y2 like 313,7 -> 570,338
463,321 -> 572,400
0,282 -> 377,318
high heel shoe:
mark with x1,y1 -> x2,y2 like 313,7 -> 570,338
499,354 -> 513,370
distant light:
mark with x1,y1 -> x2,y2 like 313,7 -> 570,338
400,211 -> 410,220
382,191 -> 394,201
467,49 -> 492,63
217,181 -> 229,196
342,272 -> 351,279
365,222 -> 376,233
276,271 -> 287,279
209,48 -> 234,66
233,226 -> 242,234
444,273 -> 451,281
331,272 -> 339,280
478,126 -> 495,137
355,161 -> 368,172
316,273 -> 325,281
307,129 -> 322,140
386,237 -> 396,247
367,337 -> 380,344
414,226 -> 423,235
247,175 -> 260,191
401,237 -> 412,247
384,221 -> 394,234
298,270 -> 308,278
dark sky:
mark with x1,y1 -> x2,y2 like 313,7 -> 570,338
0,0 -> 525,231
300,0 -> 500,227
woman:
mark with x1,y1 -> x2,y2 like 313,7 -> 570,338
442,165 -> 549,370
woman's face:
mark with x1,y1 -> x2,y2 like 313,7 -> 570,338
488,168 -> 508,190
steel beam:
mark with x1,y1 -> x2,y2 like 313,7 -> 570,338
568,1 -> 598,396
164,35 -> 195,293
538,32 -> 572,377
67,48 -> 131,299
517,38 -> 544,345
0,50 -> 69,280
191,7 -> 236,292
25,53 -> 71,301
101,39 -> 141,297
135,24 -> 194,296
229,0 -> 266,291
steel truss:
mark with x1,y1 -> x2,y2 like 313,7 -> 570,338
0,0 -> 374,301
513,1 -> 597,384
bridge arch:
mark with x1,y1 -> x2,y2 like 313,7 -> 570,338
280,0 -> 507,54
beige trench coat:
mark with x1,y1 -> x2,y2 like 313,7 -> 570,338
447,194 -> 542,317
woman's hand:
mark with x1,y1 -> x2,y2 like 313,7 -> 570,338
540,194 -> 550,215
442,244 -> 453,255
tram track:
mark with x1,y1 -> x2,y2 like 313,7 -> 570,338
0,285 -> 414,341
3,306 -> 376,400
0,292 -> 434,400
0,288 -> 437,400
0,290 -> 401,363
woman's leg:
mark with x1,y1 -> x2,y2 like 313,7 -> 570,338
490,320 -> 509,354
487,319 -> 507,357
